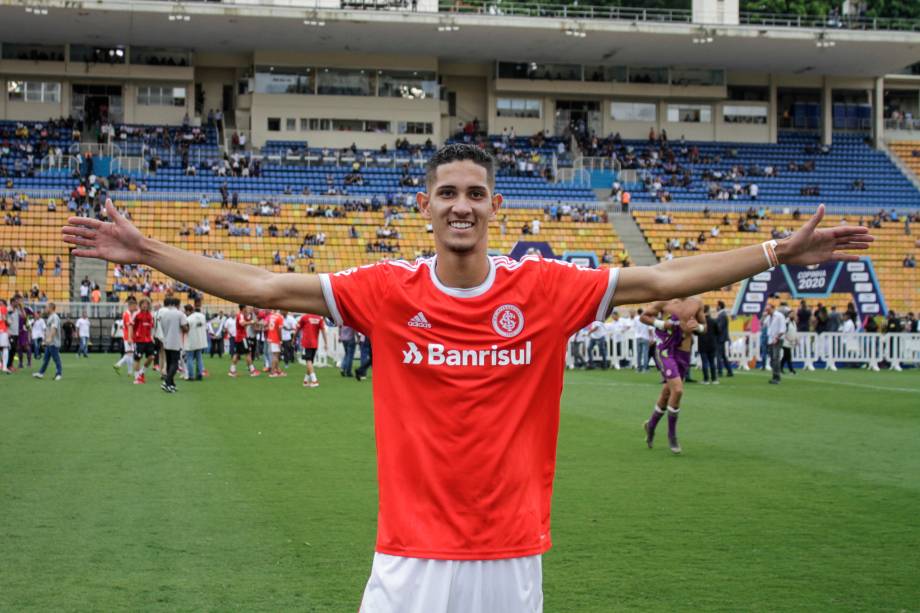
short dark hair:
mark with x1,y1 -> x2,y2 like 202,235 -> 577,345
425,144 -> 495,190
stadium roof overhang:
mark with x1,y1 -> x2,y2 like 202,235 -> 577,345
0,0 -> 918,77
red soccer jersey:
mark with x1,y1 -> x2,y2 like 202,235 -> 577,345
297,314 -> 325,349
234,312 -> 252,343
122,310 -> 137,342
266,313 -> 284,344
0,305 -> 7,333
133,310 -> 154,343
320,255 -> 618,560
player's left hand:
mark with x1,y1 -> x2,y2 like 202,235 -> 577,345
778,204 -> 874,265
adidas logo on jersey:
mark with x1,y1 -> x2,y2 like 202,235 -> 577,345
402,341 -> 532,367
407,312 -> 432,329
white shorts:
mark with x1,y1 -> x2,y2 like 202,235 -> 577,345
270,343 -> 281,354
359,553 -> 542,613
0,332 -> 9,348
123,342 -> 135,353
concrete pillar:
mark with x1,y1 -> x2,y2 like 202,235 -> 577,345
693,0 -> 739,25
768,74 -> 778,143
873,77 -> 884,149
821,76 -> 833,146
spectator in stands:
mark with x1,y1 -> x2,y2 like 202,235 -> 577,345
749,183 -> 759,200
903,253 -> 916,268
36,254 -> 45,276
710,225 -> 720,238
851,179 -> 866,191
53,256 -> 62,277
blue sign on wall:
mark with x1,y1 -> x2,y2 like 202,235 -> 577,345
732,258 -> 886,317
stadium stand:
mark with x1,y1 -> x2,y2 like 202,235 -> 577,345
598,132 -> 920,208
0,199 -> 71,303
98,200 -> 620,307
633,209 -> 920,314
888,140 -> 920,181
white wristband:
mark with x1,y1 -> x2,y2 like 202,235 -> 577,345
697,324 -> 705,334
653,319 -> 667,331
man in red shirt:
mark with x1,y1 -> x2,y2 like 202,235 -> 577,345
265,309 -> 286,377
296,312 -> 327,387
229,304 -> 260,378
64,146 -> 872,611
131,297 -> 155,384
113,295 -> 138,375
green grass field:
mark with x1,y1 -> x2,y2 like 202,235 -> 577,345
2,355 -> 919,612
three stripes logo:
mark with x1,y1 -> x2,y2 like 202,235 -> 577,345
408,311 -> 432,329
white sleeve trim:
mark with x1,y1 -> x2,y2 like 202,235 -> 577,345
318,273 -> 343,327
595,268 -> 620,322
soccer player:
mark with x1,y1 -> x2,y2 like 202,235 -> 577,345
114,296 -> 138,375
296,312 -> 327,387
63,145 -> 872,611
132,298 -> 156,384
640,297 -> 704,454
229,304 -> 260,378
265,309 -> 286,377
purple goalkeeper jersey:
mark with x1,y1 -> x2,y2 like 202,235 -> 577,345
654,314 -> 684,350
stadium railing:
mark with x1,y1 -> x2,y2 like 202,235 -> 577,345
0,189 -> 604,209
436,0 -> 920,31
565,332 -> 920,372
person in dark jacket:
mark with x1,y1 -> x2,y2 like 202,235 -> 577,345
796,300 -> 812,332
699,305 -> 719,384
715,300 -> 733,377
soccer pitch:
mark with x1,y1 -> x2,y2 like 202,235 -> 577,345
2,357 -> 919,612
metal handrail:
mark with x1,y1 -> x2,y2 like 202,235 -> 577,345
0,188 -> 602,209
435,0 -> 920,31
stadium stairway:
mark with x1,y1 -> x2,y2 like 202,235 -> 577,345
886,140 -> 920,192
72,256 -> 109,301
610,212 -> 658,266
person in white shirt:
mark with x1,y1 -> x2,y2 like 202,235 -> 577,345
781,311 -> 798,375
184,304 -> 208,381
31,314 -> 46,357
282,311 -> 298,366
531,218 -> 541,235
159,297 -> 189,392
633,309 -> 652,372
587,320 -> 608,369
841,311 -> 858,357
222,315 -> 236,355
76,312 -> 91,358
765,304 -> 786,384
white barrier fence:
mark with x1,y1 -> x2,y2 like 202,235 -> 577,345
565,332 -> 920,372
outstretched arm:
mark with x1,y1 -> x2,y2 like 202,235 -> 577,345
62,200 -> 330,315
612,205 -> 873,307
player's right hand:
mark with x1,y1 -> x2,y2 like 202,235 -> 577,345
63,198 -> 146,264
679,319 -> 699,335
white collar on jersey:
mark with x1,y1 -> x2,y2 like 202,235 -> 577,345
427,255 -> 496,299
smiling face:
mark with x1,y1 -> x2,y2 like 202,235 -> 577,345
418,160 -> 502,257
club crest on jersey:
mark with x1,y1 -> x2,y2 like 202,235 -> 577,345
491,304 -> 524,338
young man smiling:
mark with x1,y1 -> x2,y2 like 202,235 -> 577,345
62,144 -> 872,612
